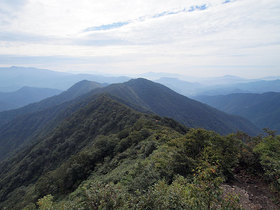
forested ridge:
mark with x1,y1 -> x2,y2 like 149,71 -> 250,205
0,79 -> 260,162
97,78 -> 260,135
0,94 -> 279,209
0,81 -> 102,161
0,79 -> 278,209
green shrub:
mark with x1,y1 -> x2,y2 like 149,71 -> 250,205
254,135 -> 280,191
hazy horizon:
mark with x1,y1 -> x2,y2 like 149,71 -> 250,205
0,0 -> 280,78
1,65 -> 280,81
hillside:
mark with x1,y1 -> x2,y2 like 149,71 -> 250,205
0,87 -> 62,112
196,92 -> 280,132
93,78 -> 260,135
0,95 -> 278,209
0,79 -> 261,161
0,95 -> 186,208
0,80 -> 102,160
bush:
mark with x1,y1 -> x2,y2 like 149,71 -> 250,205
37,194 -> 54,210
254,134 -> 280,191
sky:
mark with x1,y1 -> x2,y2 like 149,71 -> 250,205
0,0 -> 279,78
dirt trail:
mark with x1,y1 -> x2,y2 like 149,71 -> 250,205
222,170 -> 279,209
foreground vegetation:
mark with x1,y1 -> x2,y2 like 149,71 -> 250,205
0,96 -> 279,209
28,127 -> 280,209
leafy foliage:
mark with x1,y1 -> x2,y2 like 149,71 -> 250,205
254,133 -> 280,191
0,80 -> 101,160
0,89 -> 278,209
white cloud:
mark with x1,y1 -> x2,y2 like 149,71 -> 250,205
0,0 -> 279,78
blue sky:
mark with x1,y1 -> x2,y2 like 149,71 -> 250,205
0,0 -> 279,78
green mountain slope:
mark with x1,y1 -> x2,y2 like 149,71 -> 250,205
196,92 -> 280,132
0,80 -> 102,160
0,95 -> 187,208
92,78 -> 260,135
0,79 -> 260,161
0,94 -> 278,209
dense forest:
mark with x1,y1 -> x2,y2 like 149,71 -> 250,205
1,0 -> 279,207
0,94 -> 279,209
0,79 -> 260,162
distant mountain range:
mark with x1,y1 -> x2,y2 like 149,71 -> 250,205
2,66 -> 280,97
0,77 -> 276,209
140,72 -> 255,84
197,75 -> 250,85
0,66 -> 129,92
0,87 -> 62,112
0,78 -> 260,161
155,77 -> 280,96
155,77 -> 201,96
197,79 -> 280,96
196,92 -> 280,133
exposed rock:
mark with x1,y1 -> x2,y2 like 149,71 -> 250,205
222,170 -> 280,210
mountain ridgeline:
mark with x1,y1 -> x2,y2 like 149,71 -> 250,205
0,94 -> 194,208
0,80 -> 102,160
155,76 -> 280,97
0,80 -> 102,127
0,90 -> 278,209
0,78 -> 278,209
0,79 -> 260,161
93,78 -> 260,135
196,92 -> 280,133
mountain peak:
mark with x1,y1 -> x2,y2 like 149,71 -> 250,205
126,78 -> 165,88
126,78 -> 151,83
70,79 -> 97,87
104,78 -> 260,135
67,80 -> 101,94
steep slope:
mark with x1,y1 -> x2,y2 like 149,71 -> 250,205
93,78 -> 260,135
0,94 -> 277,209
0,79 -> 260,161
0,87 -> 62,112
196,92 -> 280,132
0,94 -> 187,209
0,80 -> 102,160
